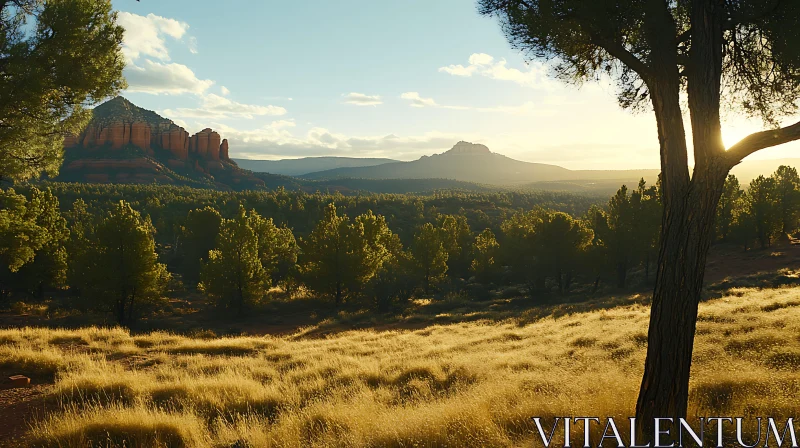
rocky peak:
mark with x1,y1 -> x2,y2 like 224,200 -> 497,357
444,141 -> 491,155
91,96 -> 165,127
59,97 -> 263,189
64,97 -> 234,164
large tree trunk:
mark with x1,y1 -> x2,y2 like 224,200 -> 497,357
556,269 -> 563,295
237,283 -> 245,315
127,287 -> 137,323
0,285 -> 10,309
633,0 -> 800,439
615,262 -> 627,289
635,164 -> 727,434
117,294 -> 127,326
632,22 -> 694,431
636,0 -> 728,426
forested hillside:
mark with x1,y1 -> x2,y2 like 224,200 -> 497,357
3,164 -> 798,325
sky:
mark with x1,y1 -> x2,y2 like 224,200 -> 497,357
112,0 -> 800,170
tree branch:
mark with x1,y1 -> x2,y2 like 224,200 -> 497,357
677,28 -> 691,44
590,35 -> 652,79
726,0 -> 782,29
726,120 -> 800,167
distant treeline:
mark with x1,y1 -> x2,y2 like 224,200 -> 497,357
1,167 -> 796,324
714,166 -> 800,249
25,182 -> 604,243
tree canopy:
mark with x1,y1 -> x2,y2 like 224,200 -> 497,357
70,200 -> 169,325
199,207 -> 268,314
0,0 -> 126,182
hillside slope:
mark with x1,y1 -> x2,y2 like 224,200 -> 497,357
301,141 -> 660,186
234,157 -> 398,176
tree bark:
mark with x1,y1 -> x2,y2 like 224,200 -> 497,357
237,282 -> 244,316
635,163 -> 727,433
634,16 -> 695,429
556,269 -> 563,295
0,285 -> 10,308
127,288 -> 136,323
117,294 -> 126,326
616,262 -> 627,289
629,0 -> 800,439
635,7 -> 729,425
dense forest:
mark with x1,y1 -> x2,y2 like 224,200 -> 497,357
1,165 -> 798,324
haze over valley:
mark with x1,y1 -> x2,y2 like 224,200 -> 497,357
58,97 -> 795,196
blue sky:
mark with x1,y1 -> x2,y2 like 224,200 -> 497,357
112,0 -> 799,169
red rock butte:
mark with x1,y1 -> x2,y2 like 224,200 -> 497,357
65,121 -> 231,163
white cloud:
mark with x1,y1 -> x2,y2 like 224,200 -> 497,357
439,53 -> 552,89
187,36 -> 198,54
163,94 -> 287,119
125,60 -> 214,95
213,121 -> 461,159
117,12 -> 189,62
400,92 -> 546,115
343,92 -> 383,106
119,12 -> 209,96
472,102 -> 548,115
400,92 -> 438,108
220,86 -> 230,96
468,53 -> 495,66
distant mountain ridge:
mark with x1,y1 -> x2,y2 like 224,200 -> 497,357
58,100 -> 795,195
300,141 -> 661,186
234,157 -> 399,176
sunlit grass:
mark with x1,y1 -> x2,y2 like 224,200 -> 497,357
3,287 -> 800,446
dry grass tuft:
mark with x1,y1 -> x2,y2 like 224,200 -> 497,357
4,287 -> 800,446
28,405 -> 209,448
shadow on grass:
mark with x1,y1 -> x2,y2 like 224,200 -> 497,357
5,264 -> 799,340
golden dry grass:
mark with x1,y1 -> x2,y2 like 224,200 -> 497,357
3,287 -> 800,447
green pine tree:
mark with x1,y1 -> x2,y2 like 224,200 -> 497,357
772,166 -> 800,234
73,201 -> 169,325
535,212 -> 592,294
470,228 -> 500,284
301,204 -> 392,304
0,0 -> 126,181
437,214 -> 473,281
180,207 -> 223,283
0,188 -> 51,302
199,208 -> 268,315
248,210 -> 299,288
715,175 -> 742,241
412,222 -> 448,295
500,209 -> 545,295
744,175 -> 781,249
14,188 -> 69,298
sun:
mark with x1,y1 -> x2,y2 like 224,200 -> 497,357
721,120 -> 764,150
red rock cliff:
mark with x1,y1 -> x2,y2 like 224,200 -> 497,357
66,122 -> 229,162
220,139 -> 229,160
188,128 -> 222,160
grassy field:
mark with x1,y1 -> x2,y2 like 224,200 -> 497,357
0,288 -> 800,448
2,285 -> 800,447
